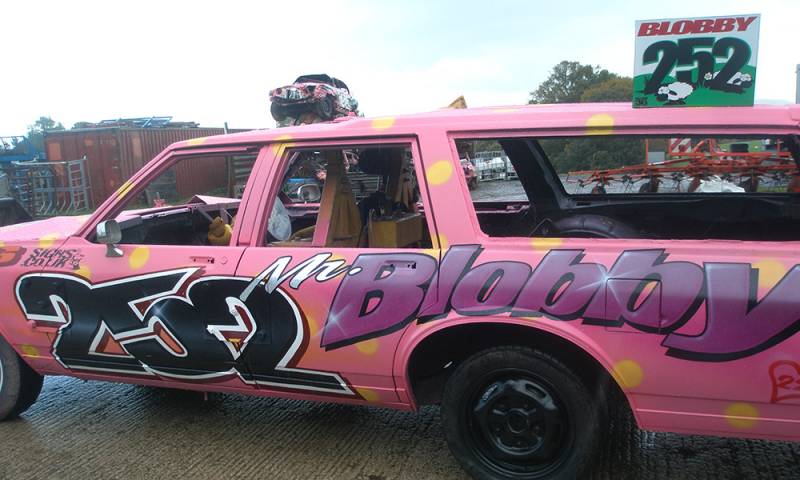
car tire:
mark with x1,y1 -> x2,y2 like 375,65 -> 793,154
270,102 -> 288,121
0,336 -> 44,421
552,214 -> 639,239
315,96 -> 334,120
441,346 -> 604,480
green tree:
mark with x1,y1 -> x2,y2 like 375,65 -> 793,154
529,61 -> 618,104
26,116 -> 65,154
528,63 -> 641,177
541,137 -> 645,174
580,77 -> 633,102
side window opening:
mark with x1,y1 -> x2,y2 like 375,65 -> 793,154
106,153 -> 258,246
267,145 -> 433,249
456,135 -> 800,242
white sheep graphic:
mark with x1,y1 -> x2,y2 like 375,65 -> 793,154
702,71 -> 753,91
655,81 -> 694,104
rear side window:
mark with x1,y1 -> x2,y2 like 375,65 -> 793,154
540,136 -> 799,194
455,134 -> 800,241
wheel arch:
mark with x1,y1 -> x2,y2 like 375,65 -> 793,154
395,317 -> 637,421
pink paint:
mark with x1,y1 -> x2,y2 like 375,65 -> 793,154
0,102 -> 798,447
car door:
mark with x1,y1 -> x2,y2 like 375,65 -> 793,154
17,145 -> 267,385
445,128 -> 800,439
234,138 -> 440,405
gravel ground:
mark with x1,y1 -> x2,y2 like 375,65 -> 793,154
0,377 -> 798,480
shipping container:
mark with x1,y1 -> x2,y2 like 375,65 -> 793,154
44,127 -> 248,208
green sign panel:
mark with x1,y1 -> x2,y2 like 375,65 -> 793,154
633,14 -> 760,108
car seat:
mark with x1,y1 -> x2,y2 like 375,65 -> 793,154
314,151 -> 362,247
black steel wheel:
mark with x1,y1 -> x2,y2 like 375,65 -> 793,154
441,346 -> 604,479
0,336 -> 43,421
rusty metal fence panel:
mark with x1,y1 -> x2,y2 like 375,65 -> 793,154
6,158 -> 91,217
45,127 -> 249,208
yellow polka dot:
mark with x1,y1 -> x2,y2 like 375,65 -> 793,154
0,240 -> 4,248
586,113 -> 615,135
356,387 -> 380,402
426,160 -> 454,186
20,345 -> 40,358
371,117 -> 395,130
531,237 -> 563,251
435,234 -> 449,250
129,246 -> 150,270
117,181 -> 135,200
75,264 -> 92,281
724,403 -> 759,429
753,259 -> 786,291
355,338 -> 379,355
39,233 -> 60,248
612,359 -> 644,389
186,137 -> 207,146
270,134 -> 294,154
305,314 -> 318,336
328,253 -> 347,264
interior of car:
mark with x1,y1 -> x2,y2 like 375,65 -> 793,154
268,146 -> 432,249
468,135 -> 800,241
116,198 -> 240,246
107,146 -> 433,249
112,153 -> 254,247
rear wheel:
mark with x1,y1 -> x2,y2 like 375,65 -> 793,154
441,346 -> 603,479
552,214 -> 639,239
0,337 -> 44,421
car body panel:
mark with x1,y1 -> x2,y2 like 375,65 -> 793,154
1,103 -> 800,440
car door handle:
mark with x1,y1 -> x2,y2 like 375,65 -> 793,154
384,261 -> 417,272
190,256 -> 215,264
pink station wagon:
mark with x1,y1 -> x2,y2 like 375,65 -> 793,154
1,103 -> 800,479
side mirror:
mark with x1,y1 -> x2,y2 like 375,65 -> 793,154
297,183 -> 321,202
96,220 -> 123,257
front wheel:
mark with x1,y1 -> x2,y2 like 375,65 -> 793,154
270,102 -> 288,121
441,346 -> 603,479
0,337 -> 44,421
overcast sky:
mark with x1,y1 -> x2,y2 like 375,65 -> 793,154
2,0 -> 798,133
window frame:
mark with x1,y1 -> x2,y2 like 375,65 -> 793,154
82,144 -> 268,247
448,127 -> 800,242
249,136 -> 439,249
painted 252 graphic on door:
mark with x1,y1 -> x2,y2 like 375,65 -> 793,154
15,268 -> 353,395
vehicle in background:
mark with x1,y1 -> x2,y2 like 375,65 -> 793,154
269,74 -> 359,123
0,136 -> 36,226
1,103 -> 799,480
460,158 -> 478,189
